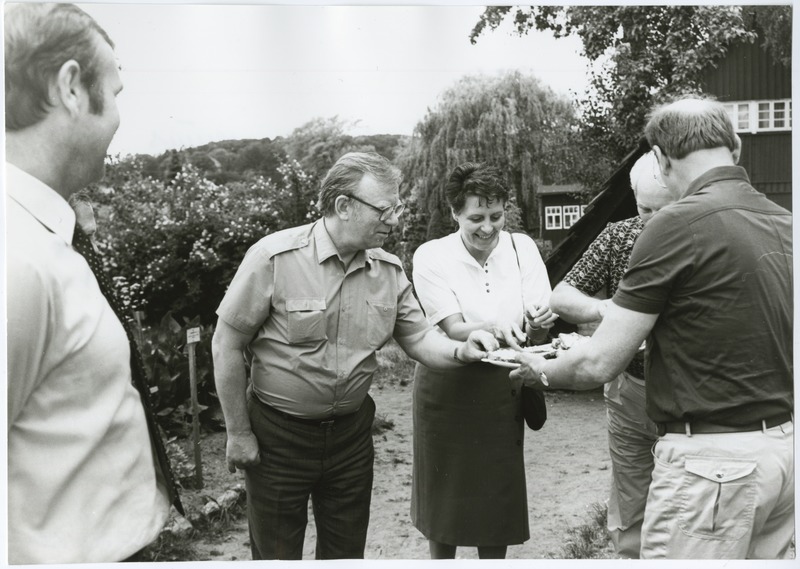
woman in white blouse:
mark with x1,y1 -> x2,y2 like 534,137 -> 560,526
410,163 -> 557,559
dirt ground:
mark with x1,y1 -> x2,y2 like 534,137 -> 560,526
180,380 -> 612,561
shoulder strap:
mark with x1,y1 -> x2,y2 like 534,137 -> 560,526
509,233 -> 528,336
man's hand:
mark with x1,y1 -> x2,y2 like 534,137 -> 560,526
226,431 -> 261,473
490,321 -> 527,351
458,329 -> 500,362
509,352 -> 549,388
525,304 -> 559,331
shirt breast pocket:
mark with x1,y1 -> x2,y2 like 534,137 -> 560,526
286,298 -> 327,344
366,300 -> 396,350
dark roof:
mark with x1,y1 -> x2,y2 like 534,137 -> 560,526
538,184 -> 584,196
544,139 -> 648,288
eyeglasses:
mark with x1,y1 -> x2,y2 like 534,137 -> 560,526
347,194 -> 406,222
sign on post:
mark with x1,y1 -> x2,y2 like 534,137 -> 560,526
186,327 -> 203,488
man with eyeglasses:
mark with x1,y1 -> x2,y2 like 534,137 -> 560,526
212,151 -> 498,560
513,97 -> 793,559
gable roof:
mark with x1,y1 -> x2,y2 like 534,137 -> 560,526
543,139 -> 648,288
538,183 -> 584,196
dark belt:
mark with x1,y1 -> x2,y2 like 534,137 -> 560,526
656,412 -> 793,436
259,397 -> 359,428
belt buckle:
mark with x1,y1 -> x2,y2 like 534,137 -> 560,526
319,418 -> 336,429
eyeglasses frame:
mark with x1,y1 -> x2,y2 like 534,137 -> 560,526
347,194 -> 405,222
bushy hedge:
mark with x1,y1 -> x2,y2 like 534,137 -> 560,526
90,159 -> 317,326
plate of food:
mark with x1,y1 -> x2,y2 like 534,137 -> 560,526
482,343 -> 557,368
482,333 -> 590,368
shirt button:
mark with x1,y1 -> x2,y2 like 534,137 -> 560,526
338,371 -> 346,379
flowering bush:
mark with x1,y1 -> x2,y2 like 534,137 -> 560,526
90,159 -> 317,325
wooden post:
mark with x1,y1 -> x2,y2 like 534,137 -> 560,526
186,327 -> 203,488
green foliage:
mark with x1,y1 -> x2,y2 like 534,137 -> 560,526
397,71 -> 579,266
745,5 -> 792,67
138,313 -> 215,426
471,5 -> 763,188
281,116 -> 408,183
89,158 -> 316,325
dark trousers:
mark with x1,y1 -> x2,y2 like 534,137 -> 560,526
245,394 -> 375,560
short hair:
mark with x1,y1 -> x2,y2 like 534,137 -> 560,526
317,152 -> 403,216
629,151 -> 660,196
644,96 -> 737,160
445,162 -> 509,213
5,3 -> 114,131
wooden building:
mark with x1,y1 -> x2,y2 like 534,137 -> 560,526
538,183 -> 587,246
544,30 -> 791,284
703,36 -> 792,210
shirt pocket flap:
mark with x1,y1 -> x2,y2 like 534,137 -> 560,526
684,456 -> 756,484
366,299 -> 396,315
286,298 -> 327,312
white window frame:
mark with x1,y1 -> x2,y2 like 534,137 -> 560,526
544,206 -> 562,230
562,205 -> 581,229
580,205 -> 587,217
723,99 -> 792,133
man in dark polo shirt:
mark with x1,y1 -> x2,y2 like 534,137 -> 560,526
512,96 -> 793,559
212,152 -> 498,560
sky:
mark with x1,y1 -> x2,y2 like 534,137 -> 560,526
77,3 -> 590,157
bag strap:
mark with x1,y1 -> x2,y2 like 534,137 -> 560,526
509,233 -> 527,338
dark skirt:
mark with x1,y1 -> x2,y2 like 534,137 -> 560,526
410,361 -> 530,546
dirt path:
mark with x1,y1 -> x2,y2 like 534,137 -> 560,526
188,383 -> 611,561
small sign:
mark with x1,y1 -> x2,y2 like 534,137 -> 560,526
186,327 -> 201,344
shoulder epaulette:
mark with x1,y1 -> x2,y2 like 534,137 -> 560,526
366,247 -> 404,269
252,222 -> 315,259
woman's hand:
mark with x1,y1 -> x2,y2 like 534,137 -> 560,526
490,321 -> 527,351
525,304 -> 559,331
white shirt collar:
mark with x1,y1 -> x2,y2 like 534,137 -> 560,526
6,162 -> 76,245
447,230 -> 512,267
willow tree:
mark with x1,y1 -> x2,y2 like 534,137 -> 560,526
398,71 -> 579,262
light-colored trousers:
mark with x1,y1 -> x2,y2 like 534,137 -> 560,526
641,420 -> 794,559
604,371 -> 658,558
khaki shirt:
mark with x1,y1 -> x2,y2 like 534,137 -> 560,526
217,220 -> 430,419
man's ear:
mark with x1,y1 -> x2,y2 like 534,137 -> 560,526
333,194 -> 351,220
652,145 -> 671,176
52,59 -> 83,117
732,134 -> 742,164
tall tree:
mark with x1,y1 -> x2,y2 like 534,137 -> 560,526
398,71 -> 579,263
471,6 -> 764,186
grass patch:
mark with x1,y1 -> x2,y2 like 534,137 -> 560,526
558,502 -> 614,559
139,499 -> 247,562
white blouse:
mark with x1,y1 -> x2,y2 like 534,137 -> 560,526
412,230 -> 552,328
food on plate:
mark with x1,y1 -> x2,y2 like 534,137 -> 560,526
551,332 -> 590,350
485,333 -> 590,364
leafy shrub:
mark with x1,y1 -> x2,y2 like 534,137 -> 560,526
89,159 -> 317,325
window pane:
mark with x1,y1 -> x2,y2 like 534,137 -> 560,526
758,102 -> 770,128
545,206 -> 562,230
737,105 -> 749,130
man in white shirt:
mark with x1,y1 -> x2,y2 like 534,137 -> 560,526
5,3 -> 174,562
